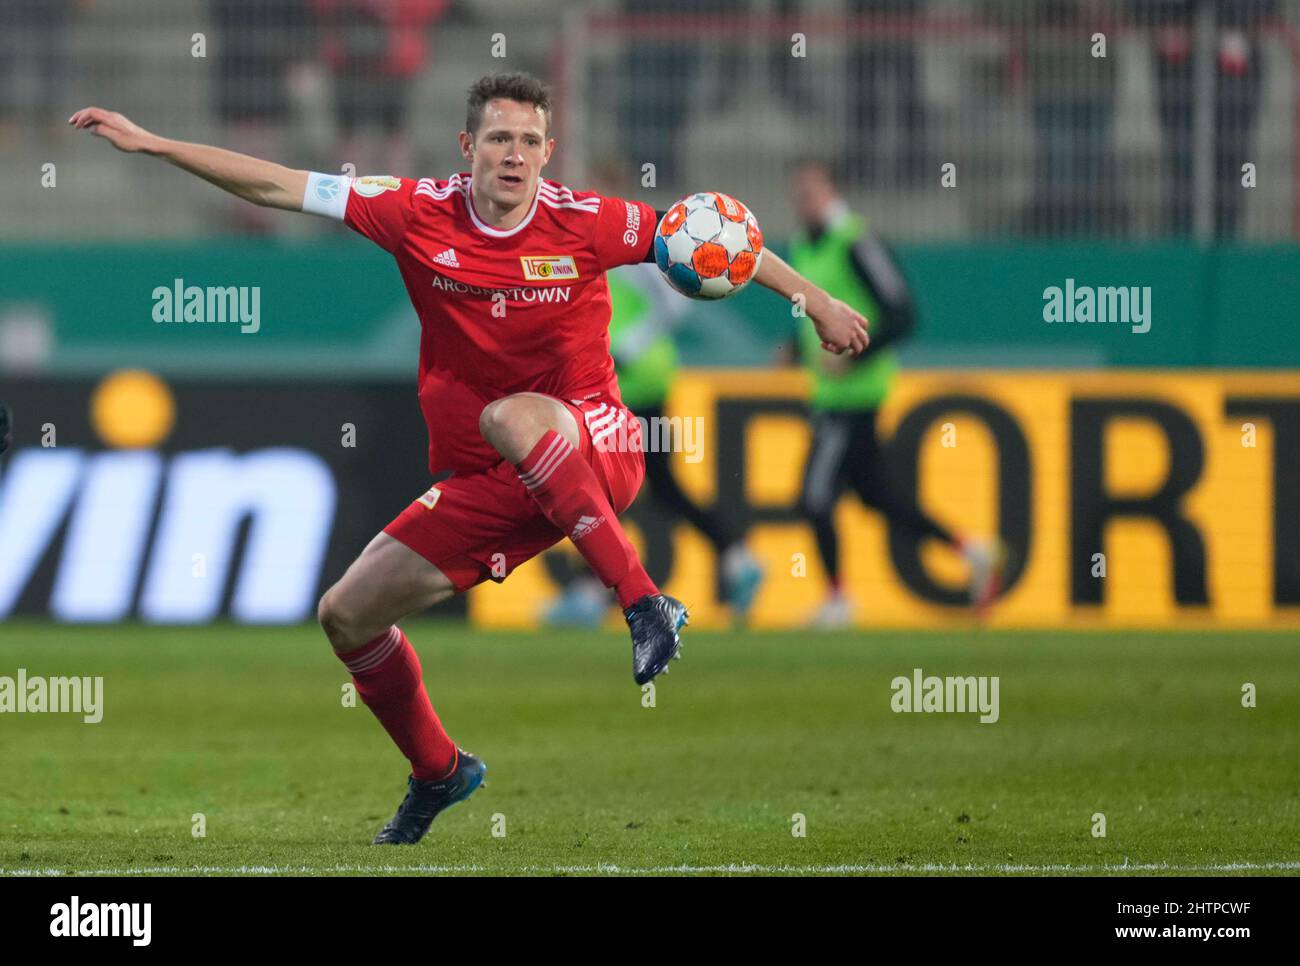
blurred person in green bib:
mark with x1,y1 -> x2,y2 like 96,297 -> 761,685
542,161 -> 765,626
783,159 -> 1005,627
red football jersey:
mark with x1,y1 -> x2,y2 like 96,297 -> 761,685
332,172 -> 658,474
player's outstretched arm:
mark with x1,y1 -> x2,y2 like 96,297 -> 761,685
68,107 -> 308,211
753,248 -> 870,356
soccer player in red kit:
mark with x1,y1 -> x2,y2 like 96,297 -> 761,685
70,72 -> 869,845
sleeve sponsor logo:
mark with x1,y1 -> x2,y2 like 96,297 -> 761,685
353,175 -> 402,198
417,485 -> 442,509
623,201 -> 642,247
520,255 -> 580,282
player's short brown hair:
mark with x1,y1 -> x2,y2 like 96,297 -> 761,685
466,72 -> 552,139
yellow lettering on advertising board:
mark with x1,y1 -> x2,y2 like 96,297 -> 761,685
470,371 -> 1299,629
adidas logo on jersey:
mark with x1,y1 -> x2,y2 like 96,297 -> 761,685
432,248 -> 460,268
571,514 -> 604,540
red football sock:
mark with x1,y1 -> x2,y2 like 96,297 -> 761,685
516,430 -> 658,607
337,626 -> 457,782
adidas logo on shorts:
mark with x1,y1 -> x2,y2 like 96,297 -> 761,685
571,514 -> 604,540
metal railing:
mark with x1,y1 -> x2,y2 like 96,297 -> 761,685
2,0 -> 1296,241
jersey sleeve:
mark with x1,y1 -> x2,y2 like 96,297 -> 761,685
302,172 -> 417,253
592,195 -> 659,272
343,176 -> 418,253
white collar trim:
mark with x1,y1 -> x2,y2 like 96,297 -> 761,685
462,176 -> 540,238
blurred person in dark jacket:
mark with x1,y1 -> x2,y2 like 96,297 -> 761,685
619,0 -> 744,190
0,0 -> 93,144
781,159 -> 1006,626
984,0 -> 1122,236
212,0 -> 315,232
313,0 -> 449,175
541,159 -> 766,627
845,0 -> 930,186
1131,0 -> 1278,237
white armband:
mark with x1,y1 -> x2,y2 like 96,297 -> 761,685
302,172 -> 353,220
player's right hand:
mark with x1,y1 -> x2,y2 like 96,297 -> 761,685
68,107 -> 158,153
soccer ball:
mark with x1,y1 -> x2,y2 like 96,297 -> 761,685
653,192 -> 764,300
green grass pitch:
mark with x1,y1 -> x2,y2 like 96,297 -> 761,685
0,622 -> 1296,876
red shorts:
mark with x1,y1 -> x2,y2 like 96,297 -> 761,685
384,397 -> 644,593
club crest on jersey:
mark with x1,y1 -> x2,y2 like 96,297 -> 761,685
520,255 -> 579,282
353,175 -> 401,197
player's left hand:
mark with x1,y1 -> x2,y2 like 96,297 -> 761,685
811,297 -> 870,356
